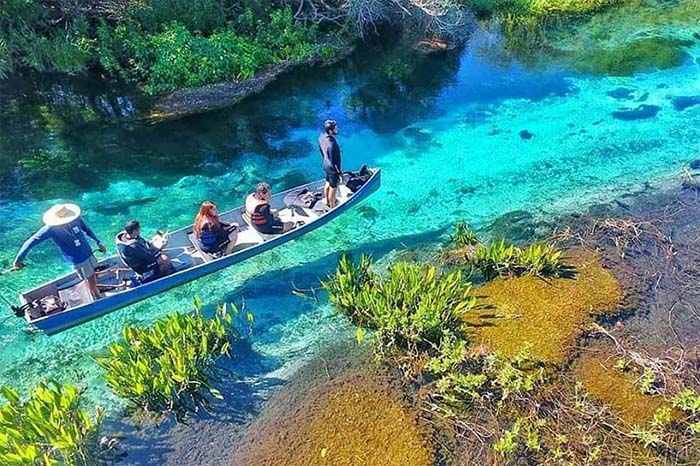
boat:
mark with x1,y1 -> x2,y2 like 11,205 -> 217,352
11,167 -> 381,335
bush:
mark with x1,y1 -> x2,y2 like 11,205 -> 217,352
0,381 -> 103,466
322,254 -> 476,363
96,300 -> 250,420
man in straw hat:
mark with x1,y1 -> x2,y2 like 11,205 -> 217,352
13,203 -> 107,300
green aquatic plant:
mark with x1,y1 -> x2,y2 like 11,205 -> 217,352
0,381 -> 104,466
471,239 -> 564,279
445,220 -> 479,248
574,37 -> 692,76
473,238 -> 518,279
323,255 -> 476,364
96,300 -> 248,421
517,242 -> 563,276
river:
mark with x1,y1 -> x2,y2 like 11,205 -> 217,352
0,23 -> 699,421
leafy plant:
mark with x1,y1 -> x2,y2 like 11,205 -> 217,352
472,239 -> 564,279
473,239 -> 518,279
96,300 -> 248,421
517,243 -> 563,276
322,254 -> 476,367
494,418 -> 522,456
445,220 -> 479,248
0,381 -> 104,466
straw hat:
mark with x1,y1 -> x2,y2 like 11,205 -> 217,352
43,203 -> 81,227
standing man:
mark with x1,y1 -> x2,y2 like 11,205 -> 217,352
318,119 -> 342,209
13,203 -> 106,299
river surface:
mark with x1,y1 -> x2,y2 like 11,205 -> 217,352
0,25 -> 699,416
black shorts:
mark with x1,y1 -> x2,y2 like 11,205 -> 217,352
325,171 -> 340,188
256,220 -> 285,235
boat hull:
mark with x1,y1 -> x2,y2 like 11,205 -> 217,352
24,169 -> 381,335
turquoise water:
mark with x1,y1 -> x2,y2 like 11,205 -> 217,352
1,28 -> 699,412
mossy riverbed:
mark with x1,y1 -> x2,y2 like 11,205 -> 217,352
465,250 -> 622,364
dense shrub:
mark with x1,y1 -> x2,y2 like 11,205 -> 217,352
96,300 -> 250,420
0,381 -> 104,466
1,3 -> 323,93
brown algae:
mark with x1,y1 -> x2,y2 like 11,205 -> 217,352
573,352 -> 667,424
465,250 -> 622,364
234,372 -> 433,466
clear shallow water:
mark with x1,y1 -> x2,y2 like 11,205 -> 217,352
0,29 -> 699,412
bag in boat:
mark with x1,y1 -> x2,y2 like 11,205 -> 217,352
343,165 -> 371,193
284,188 -> 323,209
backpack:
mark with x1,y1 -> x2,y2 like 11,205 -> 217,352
343,165 -> 372,193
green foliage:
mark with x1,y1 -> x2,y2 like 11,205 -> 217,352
1,3 -> 324,94
434,343 -> 543,407
445,220 -> 479,248
517,243 -> 563,276
574,37 -> 692,76
473,239 -> 518,279
323,254 -> 476,360
494,418 -> 522,456
0,381 -> 103,466
472,239 -> 564,279
128,0 -> 228,34
96,300 -> 248,420
672,388 -> 700,415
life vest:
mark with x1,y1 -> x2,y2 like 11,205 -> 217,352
251,201 -> 270,226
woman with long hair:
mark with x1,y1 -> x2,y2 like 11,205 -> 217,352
193,201 -> 238,255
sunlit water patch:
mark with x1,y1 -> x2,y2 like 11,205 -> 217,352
0,34 -> 698,415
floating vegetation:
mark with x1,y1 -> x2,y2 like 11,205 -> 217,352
96,299 -> 250,421
322,254 -> 476,373
0,381 -> 107,466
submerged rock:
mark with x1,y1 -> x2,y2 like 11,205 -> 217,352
606,87 -> 635,100
690,160 -> 700,170
612,104 -> 661,120
671,95 -> 700,111
519,129 -> 534,140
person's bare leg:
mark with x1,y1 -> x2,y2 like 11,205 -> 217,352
330,186 -> 337,208
86,274 -> 101,299
324,182 -> 333,208
224,230 -> 239,254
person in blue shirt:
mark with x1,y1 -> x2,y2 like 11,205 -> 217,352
13,203 -> 106,299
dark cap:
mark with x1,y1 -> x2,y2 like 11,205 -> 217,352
324,119 -> 337,132
125,220 -> 140,235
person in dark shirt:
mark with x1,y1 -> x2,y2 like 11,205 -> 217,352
116,220 -> 174,283
193,201 -> 238,255
318,119 -> 342,208
246,183 -> 295,235
13,203 -> 106,299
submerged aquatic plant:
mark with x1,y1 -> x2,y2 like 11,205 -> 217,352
0,381 -> 104,466
96,300 -> 248,421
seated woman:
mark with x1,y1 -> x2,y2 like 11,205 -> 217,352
193,201 -> 239,255
246,183 -> 295,235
